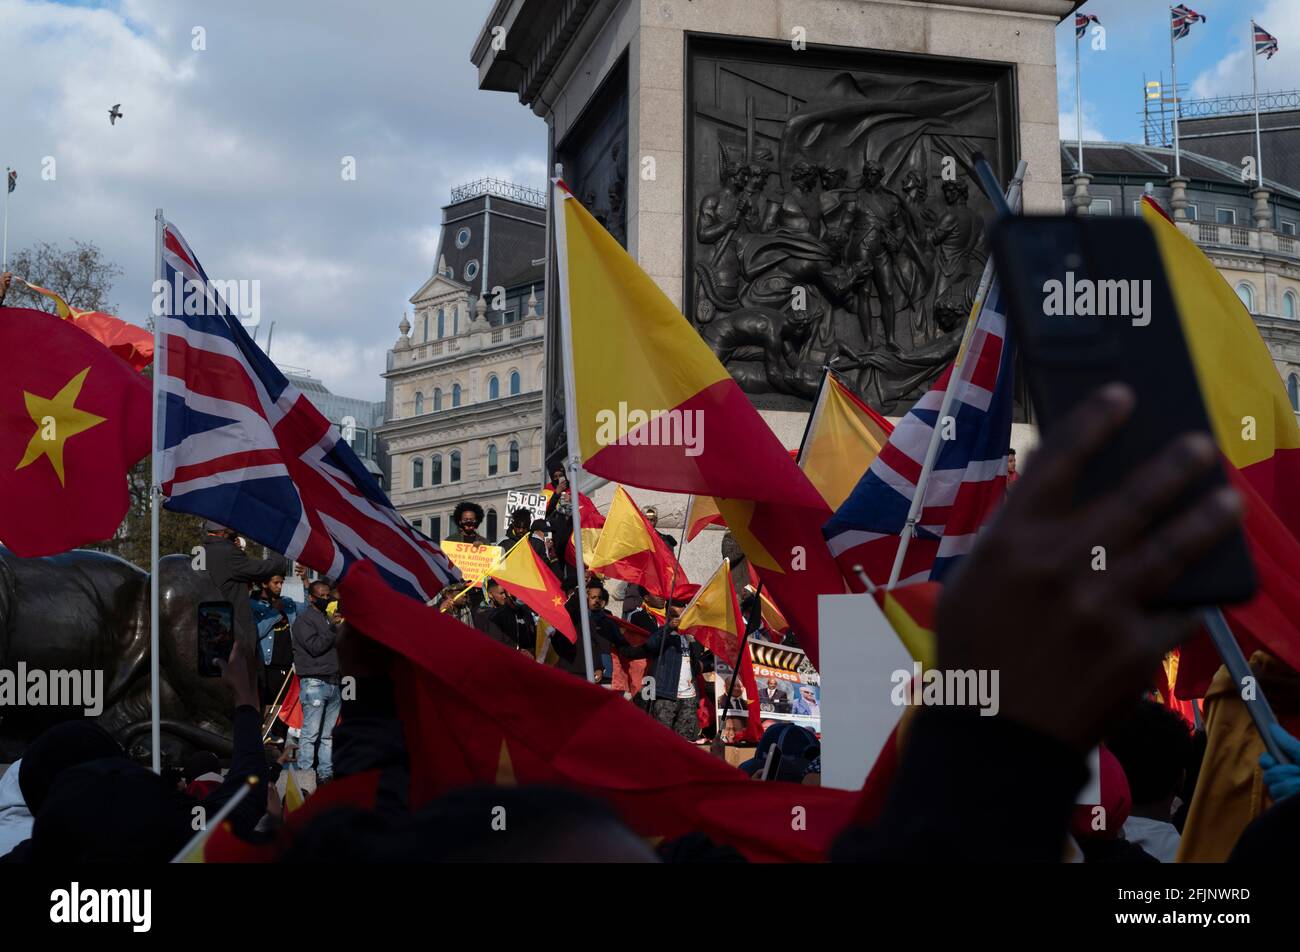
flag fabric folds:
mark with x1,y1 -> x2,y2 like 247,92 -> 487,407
678,559 -> 763,742
1138,198 -> 1300,694
156,220 -> 458,601
339,560 -> 862,862
564,490 -> 604,567
823,275 -> 1015,589
488,527 -> 578,643
553,183 -> 844,666
587,485 -> 693,601
1171,4 -> 1205,41
20,280 -> 154,372
797,370 -> 894,512
683,493 -> 725,542
0,306 -> 150,556
1254,23 -> 1279,60
1075,12 -> 1100,40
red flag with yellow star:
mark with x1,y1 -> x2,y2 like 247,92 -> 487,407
489,528 -> 578,642
0,307 -> 150,556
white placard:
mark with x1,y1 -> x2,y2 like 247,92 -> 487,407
506,489 -> 549,523
818,593 -> 912,791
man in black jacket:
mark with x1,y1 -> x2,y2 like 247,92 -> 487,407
484,579 -> 536,654
291,580 -> 342,782
201,520 -> 290,655
619,604 -> 704,741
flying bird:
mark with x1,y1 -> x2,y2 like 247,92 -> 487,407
108,104 -> 123,125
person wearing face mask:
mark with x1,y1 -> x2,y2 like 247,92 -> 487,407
290,580 -> 343,783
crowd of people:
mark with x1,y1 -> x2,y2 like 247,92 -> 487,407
2,387 -> 1300,865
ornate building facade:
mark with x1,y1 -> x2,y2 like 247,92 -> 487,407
1063,137 -> 1300,417
377,179 -> 547,543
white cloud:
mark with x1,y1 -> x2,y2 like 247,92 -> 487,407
1190,1 -> 1300,99
0,0 -> 546,401
1059,106 -> 1106,142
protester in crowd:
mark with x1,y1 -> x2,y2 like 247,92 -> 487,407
643,506 -> 678,550
1006,447 -> 1019,491
739,724 -> 819,782
0,271 -> 10,306
1,640 -> 269,862
291,580 -> 343,783
183,751 -> 224,799
251,567 -> 306,711
618,603 -> 704,741
587,581 -> 623,683
447,501 -> 487,545
1104,700 -> 1193,862
1067,745 -> 1158,863
481,579 -> 536,653
498,508 -> 532,549
831,383 -> 1247,862
0,762 -> 32,858
202,521 -> 291,662
549,581 -> 613,682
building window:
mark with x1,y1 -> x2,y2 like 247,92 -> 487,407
488,375 -> 499,400
1217,207 -> 1237,225
464,260 -> 479,282
421,312 -> 429,343
450,450 -> 462,482
413,392 -> 423,415
1283,220 -> 1297,236
433,387 -> 442,411
1285,290 -> 1298,320
486,508 -> 498,541
455,227 -> 471,249
411,457 -> 424,489
1090,198 -> 1112,216
452,306 -> 459,336
412,517 -> 423,533
508,440 -> 519,473
430,515 -> 442,540
487,443 -> 498,476
437,308 -> 445,339
1289,374 -> 1300,412
1186,203 -> 1198,221
431,454 -> 442,485
509,371 -> 520,396
1236,282 -> 1256,311
452,383 -> 462,407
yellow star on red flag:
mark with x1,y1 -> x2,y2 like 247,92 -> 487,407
16,367 -> 106,487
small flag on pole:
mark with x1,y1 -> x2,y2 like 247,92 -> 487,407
1254,23 -> 1279,60
1075,13 -> 1100,40
1171,4 -> 1206,42
6,169 -> 15,194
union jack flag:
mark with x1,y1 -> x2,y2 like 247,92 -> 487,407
157,221 -> 458,601
823,275 -> 1015,589
1254,22 -> 1279,60
1171,4 -> 1205,42
1075,13 -> 1101,40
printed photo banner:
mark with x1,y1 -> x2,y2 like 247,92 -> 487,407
715,640 -> 820,742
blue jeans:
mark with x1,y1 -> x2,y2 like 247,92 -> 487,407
296,677 -> 341,780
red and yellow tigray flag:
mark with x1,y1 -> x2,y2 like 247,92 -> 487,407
488,527 -> 577,643
1140,198 -> 1300,695
21,279 -> 154,372
797,370 -> 894,511
678,559 -> 763,742
553,182 -> 844,666
684,493 -> 724,543
588,485 -> 694,600
0,306 -> 151,556
565,491 -> 604,567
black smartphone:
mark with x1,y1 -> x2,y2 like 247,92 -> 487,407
197,601 -> 235,677
989,215 -> 1256,607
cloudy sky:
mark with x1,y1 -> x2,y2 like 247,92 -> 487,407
1058,1 -> 1300,144
1,0 -> 545,400
5,1 -> 1290,401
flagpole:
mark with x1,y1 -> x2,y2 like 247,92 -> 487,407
884,159 -> 1027,589
722,578 -> 763,742
1076,25 -> 1084,174
150,208 -> 164,773
3,168 -> 11,271
1251,21 -> 1264,188
551,171 -> 598,683
1171,7 -> 1182,179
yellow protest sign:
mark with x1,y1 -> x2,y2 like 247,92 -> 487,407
442,541 -> 504,584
